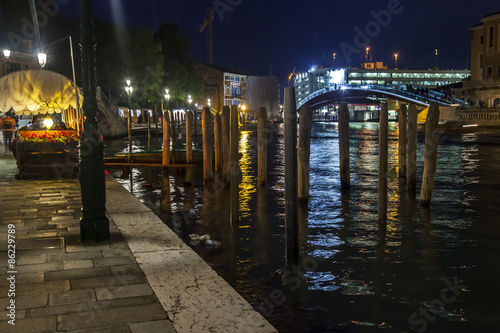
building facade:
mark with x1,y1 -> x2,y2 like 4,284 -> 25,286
293,65 -> 469,104
246,76 -> 280,118
463,11 -> 500,107
197,63 -> 247,112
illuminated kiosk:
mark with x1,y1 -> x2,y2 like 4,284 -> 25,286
0,70 -> 83,178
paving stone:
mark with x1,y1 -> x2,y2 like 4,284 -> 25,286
52,215 -> 79,222
47,250 -> 102,262
0,315 -> 56,333
0,219 -> 23,224
109,264 -> 144,277
28,295 -> 159,318
35,237 -> 64,249
13,247 -> 63,257
19,209 -> 38,213
35,224 -> 58,230
16,238 -> 36,250
129,320 -> 177,333
17,232 -> 59,239
95,283 -> 154,301
0,309 -> 26,321
57,209 -> 76,214
57,303 -> 166,331
0,293 -> 47,310
17,254 -> 47,266
49,288 -> 96,305
66,324 -> 131,333
0,272 -> 44,286
66,244 -> 113,253
71,274 -> 147,290
63,259 -> 95,270
101,249 -> 135,258
16,262 -> 62,274
93,256 -> 136,267
45,266 -> 112,281
17,280 -> 71,296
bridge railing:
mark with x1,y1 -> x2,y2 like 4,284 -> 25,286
296,84 -> 465,108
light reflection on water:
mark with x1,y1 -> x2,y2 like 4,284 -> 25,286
239,130 -> 256,219
104,123 -> 500,332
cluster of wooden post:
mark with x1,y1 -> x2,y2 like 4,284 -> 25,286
377,101 -> 440,221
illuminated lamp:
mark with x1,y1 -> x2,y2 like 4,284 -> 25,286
43,115 -> 54,129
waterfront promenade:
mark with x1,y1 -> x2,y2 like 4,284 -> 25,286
0,148 -> 276,333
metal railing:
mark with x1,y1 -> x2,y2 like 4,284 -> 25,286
296,84 -> 465,108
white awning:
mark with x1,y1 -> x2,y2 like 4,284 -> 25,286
0,69 -> 83,115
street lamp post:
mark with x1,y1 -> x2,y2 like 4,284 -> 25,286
125,80 -> 134,163
435,49 -> 439,69
394,53 -> 399,69
79,0 -> 109,242
333,52 -> 336,69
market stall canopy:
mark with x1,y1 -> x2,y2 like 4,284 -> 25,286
0,70 -> 83,115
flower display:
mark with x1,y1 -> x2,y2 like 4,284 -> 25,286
18,131 -> 80,144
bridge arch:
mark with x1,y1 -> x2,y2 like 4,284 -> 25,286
297,85 -> 463,111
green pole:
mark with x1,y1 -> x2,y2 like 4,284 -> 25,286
79,0 -> 110,242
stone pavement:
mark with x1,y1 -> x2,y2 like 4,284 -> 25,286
0,147 -> 277,333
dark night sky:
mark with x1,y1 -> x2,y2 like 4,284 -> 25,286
58,0 -> 498,87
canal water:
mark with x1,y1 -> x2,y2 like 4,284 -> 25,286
104,122 -> 500,332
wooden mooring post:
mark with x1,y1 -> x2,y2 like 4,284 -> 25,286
222,106 -> 230,184
147,110 -> 151,152
378,102 -> 388,222
257,107 -> 267,187
169,110 -> 176,164
162,109 -> 170,170
298,105 -> 313,202
214,112 -> 222,173
420,102 -> 439,206
202,106 -> 213,183
398,104 -> 407,178
407,103 -> 418,192
338,103 -> 350,189
127,108 -> 132,163
284,87 -> 299,264
186,110 -> 193,164
230,104 -> 239,223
